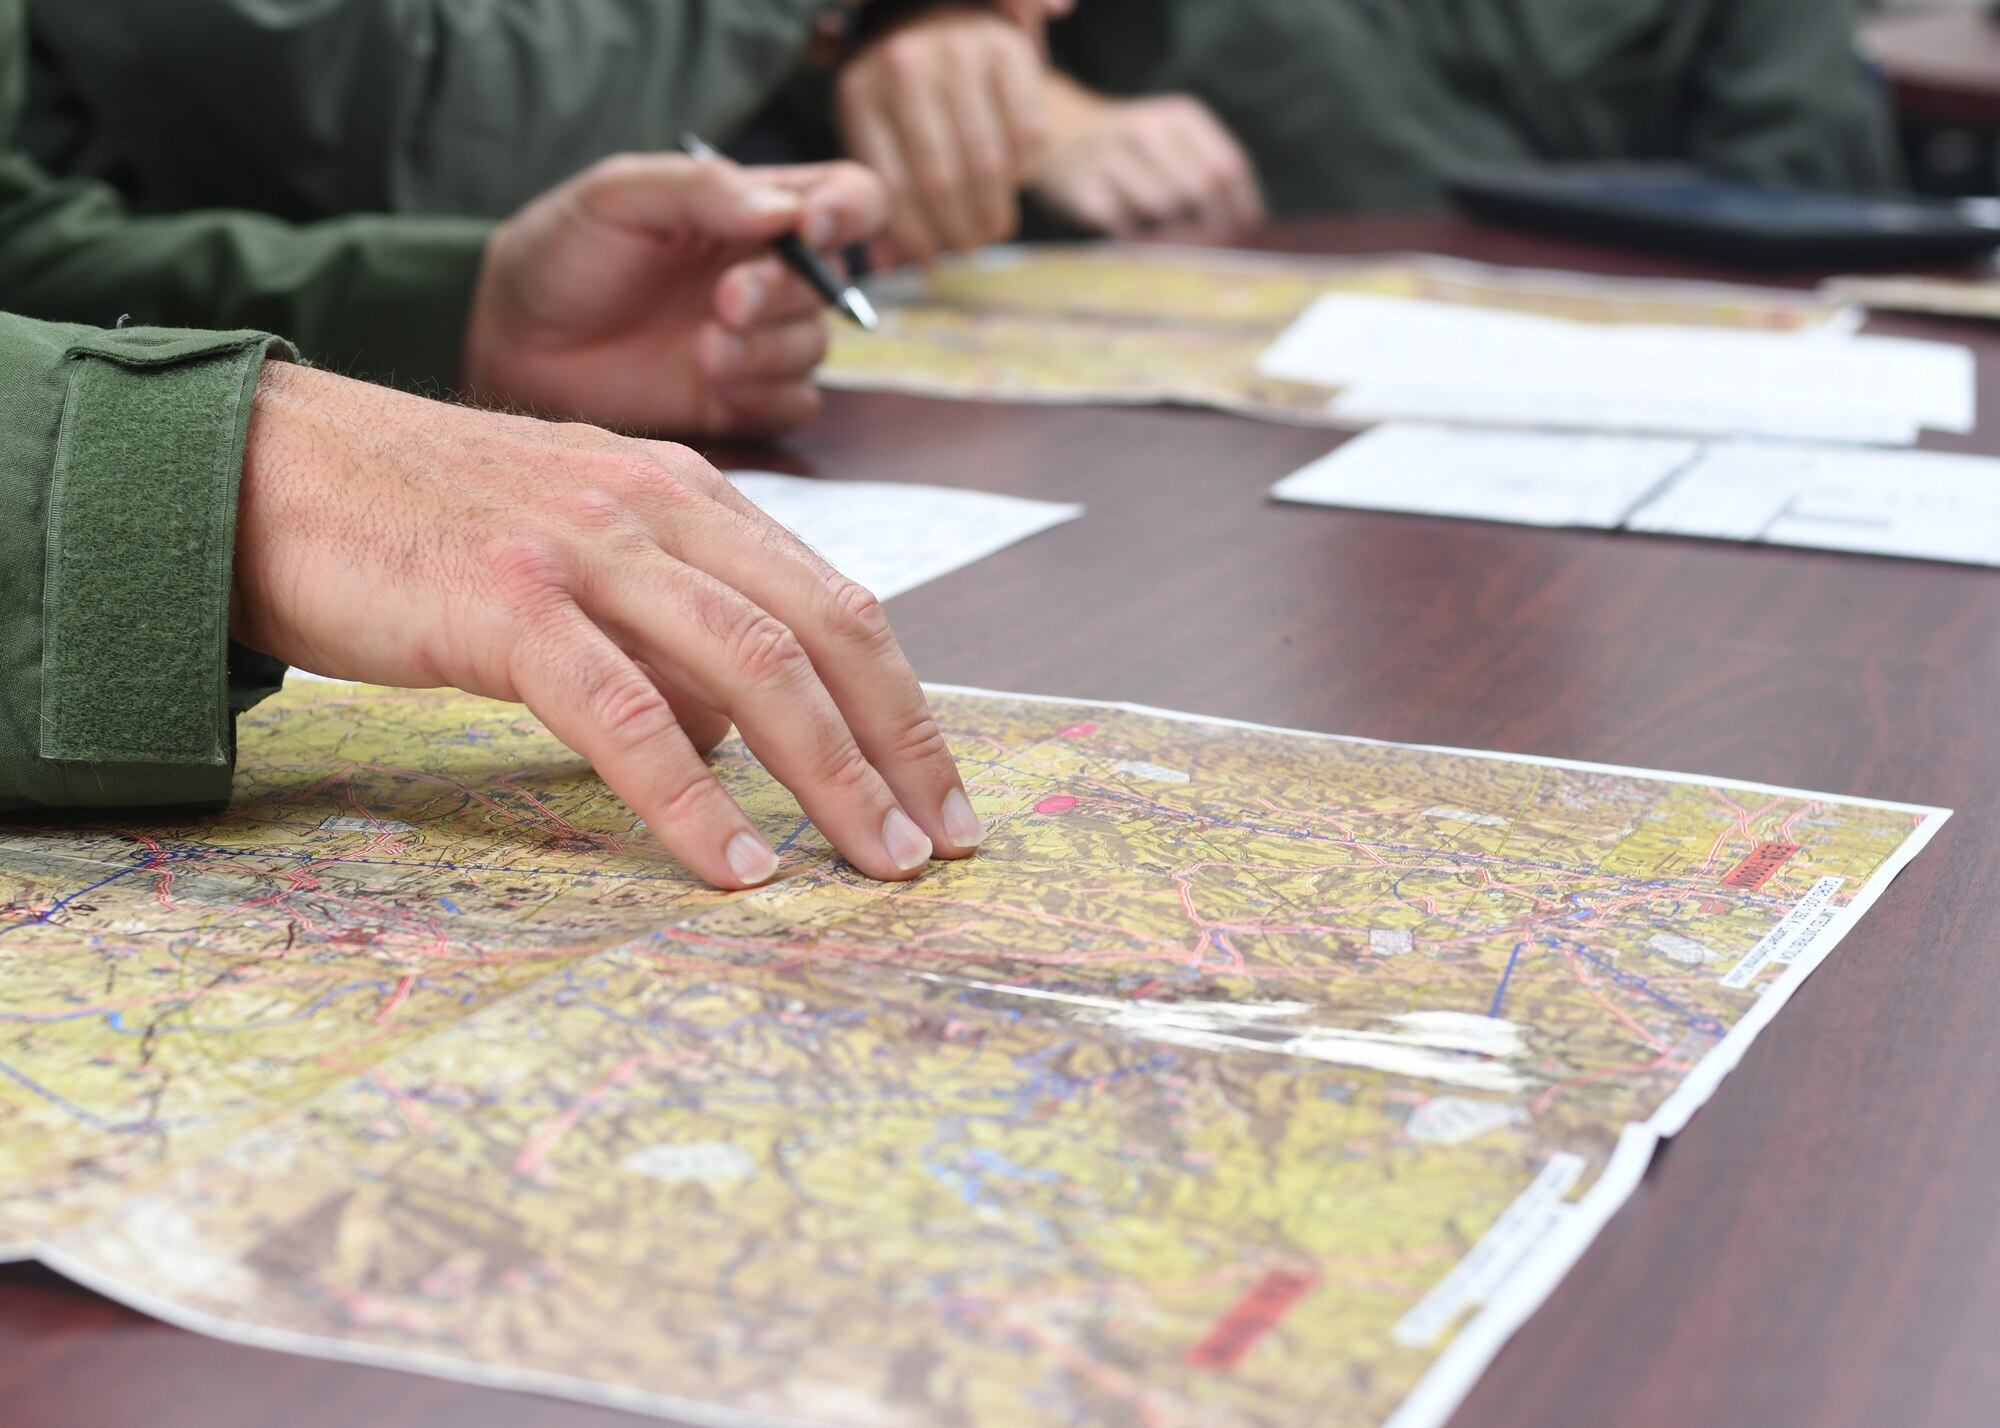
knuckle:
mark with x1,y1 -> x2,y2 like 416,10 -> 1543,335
810,740 -> 880,799
610,450 -> 706,510
651,762 -> 726,831
484,537 -> 575,615
915,165 -> 956,199
555,485 -> 628,534
728,611 -> 813,688
892,716 -> 951,766
825,576 -> 893,646
591,675 -> 672,747
576,153 -> 645,197
883,37 -> 928,82
550,419 -> 625,451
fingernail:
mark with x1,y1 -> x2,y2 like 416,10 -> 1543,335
747,186 -> 800,217
727,831 -> 779,886
807,210 -> 838,246
882,808 -> 933,872
941,788 -> 985,849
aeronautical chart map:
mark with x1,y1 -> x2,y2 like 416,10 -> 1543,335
823,244 -> 1859,425
0,680 -> 1946,1428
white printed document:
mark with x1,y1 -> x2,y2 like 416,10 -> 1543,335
1624,444 -> 2000,565
727,471 -> 1082,599
1272,426 -> 1700,529
1273,425 -> 2000,567
1257,294 -> 1976,446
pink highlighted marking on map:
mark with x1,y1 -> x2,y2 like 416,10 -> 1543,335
1036,796 -> 1080,816
1057,723 -> 1096,739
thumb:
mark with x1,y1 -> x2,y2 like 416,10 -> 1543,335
577,153 -> 805,244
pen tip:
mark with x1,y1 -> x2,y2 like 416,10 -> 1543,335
846,289 -> 881,332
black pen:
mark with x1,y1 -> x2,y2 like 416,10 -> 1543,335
679,132 -> 879,332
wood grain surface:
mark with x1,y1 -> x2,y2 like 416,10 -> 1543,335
6,217 -> 1999,1428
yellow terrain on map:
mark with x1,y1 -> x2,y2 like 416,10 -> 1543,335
823,245 -> 1856,424
0,681 -> 1942,1428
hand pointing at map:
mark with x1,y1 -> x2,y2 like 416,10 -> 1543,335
230,362 -> 984,889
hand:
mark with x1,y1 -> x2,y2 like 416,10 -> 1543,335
460,154 -> 887,439
1033,78 -> 1265,244
836,5 -> 1046,266
232,362 -> 985,889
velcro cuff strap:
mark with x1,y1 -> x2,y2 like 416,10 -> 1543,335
39,332 -> 280,766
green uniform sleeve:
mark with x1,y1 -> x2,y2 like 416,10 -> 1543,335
0,0 -> 468,813
30,0 -> 828,221
0,315 -> 288,811
1678,0 -> 1903,195
0,0 -> 489,387
1050,0 -> 1901,217
0,155 -> 491,385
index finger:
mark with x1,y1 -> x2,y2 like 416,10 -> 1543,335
510,601 -> 780,890
631,447 -> 986,860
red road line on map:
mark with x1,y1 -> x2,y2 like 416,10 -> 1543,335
1703,791 -> 1783,870
369,1071 -> 436,1136
1560,947 -> 1671,1054
120,833 -> 183,911
372,973 -> 420,1025
1532,1052 -> 1679,1115
512,1052 -> 676,1178
995,1317 -> 1169,1428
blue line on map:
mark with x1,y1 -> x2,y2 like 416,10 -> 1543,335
773,819 -> 814,855
1488,940 -> 1531,1019
1568,944 -> 1727,1037
4,981 -> 398,1036
0,1054 -> 130,1130
438,896 -> 464,914
0,859 -> 154,939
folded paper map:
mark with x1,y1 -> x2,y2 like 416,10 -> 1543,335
823,244 -> 1859,427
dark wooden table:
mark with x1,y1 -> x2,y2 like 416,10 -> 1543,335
1868,8 -> 2000,130
7,216 -> 2000,1427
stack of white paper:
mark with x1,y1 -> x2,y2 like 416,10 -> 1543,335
1257,295 -> 1976,446
726,471 -> 1082,599
1271,425 -> 2000,567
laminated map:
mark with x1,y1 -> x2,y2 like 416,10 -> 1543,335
0,680 -> 1944,1428
822,244 -> 1859,425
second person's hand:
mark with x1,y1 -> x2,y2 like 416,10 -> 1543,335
836,5 -> 1047,267
460,153 -> 887,439
1033,77 -> 1266,244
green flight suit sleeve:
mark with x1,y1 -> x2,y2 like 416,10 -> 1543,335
0,316 -> 290,812
1049,0 -> 1901,218
0,0 -> 474,812
5,5 -> 491,386
30,0 -> 829,221
1678,0 -> 1903,195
